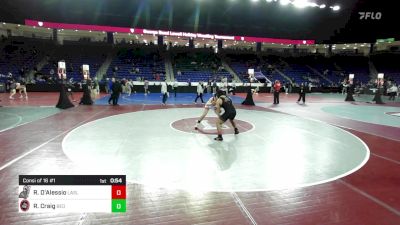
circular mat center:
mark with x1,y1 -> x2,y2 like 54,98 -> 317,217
62,108 -> 369,192
171,117 -> 253,135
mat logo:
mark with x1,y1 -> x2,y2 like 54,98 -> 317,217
359,12 -> 382,20
385,112 -> 400,117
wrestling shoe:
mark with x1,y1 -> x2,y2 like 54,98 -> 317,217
214,135 -> 223,141
194,121 -> 200,130
234,128 -> 239,134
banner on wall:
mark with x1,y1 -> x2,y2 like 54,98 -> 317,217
25,19 -> 315,45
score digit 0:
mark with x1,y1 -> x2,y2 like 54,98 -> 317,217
112,185 -> 126,199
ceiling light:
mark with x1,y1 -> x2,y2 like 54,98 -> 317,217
319,4 -> 326,8
331,5 -> 340,11
292,0 -> 311,9
280,0 -> 291,6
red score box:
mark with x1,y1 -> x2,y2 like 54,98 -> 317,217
111,185 -> 126,199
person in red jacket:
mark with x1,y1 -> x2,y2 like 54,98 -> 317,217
273,80 -> 281,104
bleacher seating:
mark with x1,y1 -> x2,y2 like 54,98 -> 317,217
280,57 -> 320,85
304,55 -> 345,85
40,42 -> 109,81
0,37 -> 52,79
107,46 -> 165,81
371,53 -> 400,84
259,55 -> 289,83
0,34 -> 398,88
331,55 -> 370,84
173,50 -> 231,82
225,53 -> 259,82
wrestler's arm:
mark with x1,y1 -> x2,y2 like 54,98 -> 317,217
215,99 -> 222,115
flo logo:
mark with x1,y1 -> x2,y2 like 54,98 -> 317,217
359,12 -> 382,20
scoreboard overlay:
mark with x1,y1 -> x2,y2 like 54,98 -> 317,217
18,175 -> 126,213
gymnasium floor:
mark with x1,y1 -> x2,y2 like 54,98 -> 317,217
0,92 -> 399,225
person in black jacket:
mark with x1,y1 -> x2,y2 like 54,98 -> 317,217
108,78 -> 115,104
111,79 -> 123,105
345,80 -> 355,102
79,78 -> 93,105
297,83 -> 306,104
241,87 -> 255,106
56,79 -> 75,109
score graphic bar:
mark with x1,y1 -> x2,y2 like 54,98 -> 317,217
18,175 -> 126,213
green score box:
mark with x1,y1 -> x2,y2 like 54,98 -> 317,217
112,199 -> 126,213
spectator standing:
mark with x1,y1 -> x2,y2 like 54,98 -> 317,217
144,79 -> 149,95
161,80 -> 168,105
194,82 -> 205,103
388,83 -> 398,101
273,80 -> 281,104
110,79 -> 122,106
297,83 -> 306,104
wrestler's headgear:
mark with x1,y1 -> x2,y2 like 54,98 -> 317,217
216,90 -> 225,98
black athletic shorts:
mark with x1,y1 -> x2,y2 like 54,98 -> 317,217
220,111 -> 236,122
